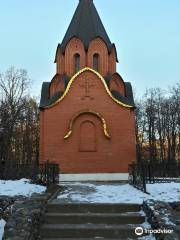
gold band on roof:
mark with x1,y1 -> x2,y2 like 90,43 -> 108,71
64,109 -> 111,139
44,67 -> 134,109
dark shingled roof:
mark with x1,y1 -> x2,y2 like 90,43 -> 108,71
40,82 -> 50,107
40,75 -> 71,108
104,74 -> 112,88
111,85 -> 135,107
60,0 -> 113,53
124,82 -> 135,106
40,88 -> 64,108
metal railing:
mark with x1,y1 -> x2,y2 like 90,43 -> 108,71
128,163 -> 147,193
129,162 -> 180,193
39,161 -> 59,185
0,160 -> 59,185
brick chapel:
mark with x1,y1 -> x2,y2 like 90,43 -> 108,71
39,0 -> 136,175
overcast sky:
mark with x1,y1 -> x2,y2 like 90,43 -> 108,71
0,0 -> 179,98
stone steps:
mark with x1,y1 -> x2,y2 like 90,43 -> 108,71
45,212 -> 145,224
47,202 -> 141,213
41,202 -> 147,239
41,223 -> 142,238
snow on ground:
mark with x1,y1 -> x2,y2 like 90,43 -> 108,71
0,179 -> 46,240
58,182 -> 180,204
147,183 -> 180,202
0,178 -> 46,197
138,234 -> 156,240
0,219 -> 6,240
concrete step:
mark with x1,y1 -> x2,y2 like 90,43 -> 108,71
47,203 -> 141,213
45,212 -> 145,225
41,223 -> 144,238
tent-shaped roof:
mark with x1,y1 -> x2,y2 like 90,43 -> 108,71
60,0 -> 113,52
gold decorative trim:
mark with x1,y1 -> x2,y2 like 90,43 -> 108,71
64,109 -> 111,139
44,67 -> 134,109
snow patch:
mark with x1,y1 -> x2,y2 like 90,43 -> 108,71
161,216 -> 176,226
58,182 -> 180,204
0,219 -> 6,240
138,234 -> 156,240
0,179 -> 46,197
146,182 -> 180,202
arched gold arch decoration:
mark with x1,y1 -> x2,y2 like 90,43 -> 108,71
45,67 -> 134,109
64,109 -> 111,139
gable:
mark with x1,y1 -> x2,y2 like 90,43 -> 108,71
43,68 -> 134,109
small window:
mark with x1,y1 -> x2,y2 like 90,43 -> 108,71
93,53 -> 99,71
74,53 -> 80,73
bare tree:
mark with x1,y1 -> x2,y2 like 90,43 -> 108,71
135,84 -> 180,164
0,67 -> 30,164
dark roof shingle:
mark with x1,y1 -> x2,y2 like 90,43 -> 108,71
61,0 -> 113,53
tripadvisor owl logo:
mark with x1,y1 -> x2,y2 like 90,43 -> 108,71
135,227 -> 144,236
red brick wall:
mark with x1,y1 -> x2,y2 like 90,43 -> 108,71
50,75 -> 60,97
50,76 -> 66,97
64,37 -> 86,76
40,70 -> 136,173
55,37 -> 116,78
110,73 -> 125,96
52,37 -> 118,99
108,45 -> 116,74
56,78 -> 65,92
87,38 -> 109,76
56,47 -> 65,75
